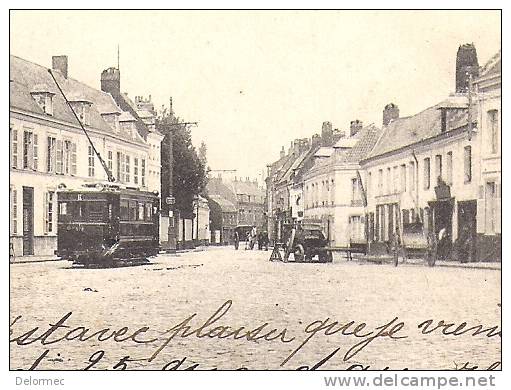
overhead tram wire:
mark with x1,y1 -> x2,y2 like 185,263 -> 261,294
47,68 -> 115,182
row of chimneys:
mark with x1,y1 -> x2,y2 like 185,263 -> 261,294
278,103 -> 400,159
51,55 -> 123,98
234,176 -> 258,183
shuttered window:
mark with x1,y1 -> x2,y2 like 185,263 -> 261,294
56,139 -> 63,174
23,130 -> 36,170
47,136 -> 56,172
10,188 -> 17,235
464,146 -> 472,183
141,159 -> 146,187
71,142 -> 77,175
134,157 -> 139,185
423,158 -> 430,190
63,140 -> 72,175
125,155 -> 131,183
44,191 -> 55,233
488,110 -> 499,154
88,146 -> 95,177
33,134 -> 38,170
10,127 -> 18,169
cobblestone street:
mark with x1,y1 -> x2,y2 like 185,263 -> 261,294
10,247 -> 501,370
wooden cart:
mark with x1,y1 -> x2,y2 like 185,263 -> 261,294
393,221 -> 437,267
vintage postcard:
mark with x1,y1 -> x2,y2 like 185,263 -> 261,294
8,7 -> 502,385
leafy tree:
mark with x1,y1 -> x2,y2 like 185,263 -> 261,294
157,109 -> 208,218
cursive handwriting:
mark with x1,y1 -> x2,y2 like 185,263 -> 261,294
148,300 -> 295,362
10,300 -> 501,370
280,316 -> 407,366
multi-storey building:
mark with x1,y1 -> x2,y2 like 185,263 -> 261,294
230,177 -> 266,228
473,50 -> 501,260
303,122 -> 381,247
361,97 -> 480,258
265,122 -> 341,242
9,55 -> 162,257
264,44 -> 500,262
360,46 -> 500,262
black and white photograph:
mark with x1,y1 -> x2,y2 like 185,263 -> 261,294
7,6 -> 504,388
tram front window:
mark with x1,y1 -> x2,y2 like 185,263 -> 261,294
62,200 -> 107,222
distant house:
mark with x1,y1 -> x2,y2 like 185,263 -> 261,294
208,194 -> 237,244
304,123 -> 381,247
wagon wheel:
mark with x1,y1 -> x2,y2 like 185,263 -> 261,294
392,233 -> 400,267
426,233 -> 437,267
294,244 -> 305,262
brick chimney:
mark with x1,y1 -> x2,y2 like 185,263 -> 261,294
311,134 -> 321,147
101,67 -> 121,97
52,55 -> 68,79
280,146 -> 285,159
383,103 -> 399,126
456,43 -> 479,93
321,121 -> 333,146
350,120 -> 363,137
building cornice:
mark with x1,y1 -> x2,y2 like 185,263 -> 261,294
361,126 -> 470,167
10,107 -> 149,150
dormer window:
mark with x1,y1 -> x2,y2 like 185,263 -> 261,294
69,100 -> 92,126
102,112 -> 120,132
30,85 -> 54,116
119,112 -> 138,139
120,121 -> 136,139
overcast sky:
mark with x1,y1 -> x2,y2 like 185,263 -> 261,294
10,10 -> 500,181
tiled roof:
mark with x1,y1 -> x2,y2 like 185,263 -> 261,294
292,144 -> 322,182
339,124 -> 382,163
230,180 -> 265,198
280,149 -> 310,183
275,151 -> 302,183
478,50 -> 501,79
306,125 -> 382,175
365,100 -> 471,160
208,194 -> 237,213
207,177 -> 238,205
115,93 -> 151,139
10,55 -> 144,145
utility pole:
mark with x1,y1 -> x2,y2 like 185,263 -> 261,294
467,72 -> 474,141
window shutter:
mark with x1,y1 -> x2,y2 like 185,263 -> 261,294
44,192 -> 49,234
33,134 -> 38,170
56,139 -> 63,174
71,142 -> 77,175
11,128 -> 18,169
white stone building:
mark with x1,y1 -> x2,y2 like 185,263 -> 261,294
473,51 -> 501,260
9,55 -> 162,257
303,123 -> 381,247
361,98 -> 481,258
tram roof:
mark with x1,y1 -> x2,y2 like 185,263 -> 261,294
57,182 -> 159,196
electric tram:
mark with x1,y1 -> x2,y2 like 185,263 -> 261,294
48,69 -> 160,267
56,183 -> 160,266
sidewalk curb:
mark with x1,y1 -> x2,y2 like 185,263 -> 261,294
353,256 -> 500,270
10,257 -> 64,264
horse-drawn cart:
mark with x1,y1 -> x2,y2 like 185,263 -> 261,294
393,221 -> 437,266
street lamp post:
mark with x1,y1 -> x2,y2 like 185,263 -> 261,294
193,195 -> 200,246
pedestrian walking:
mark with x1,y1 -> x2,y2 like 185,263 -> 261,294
234,231 -> 240,250
250,226 -> 257,250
